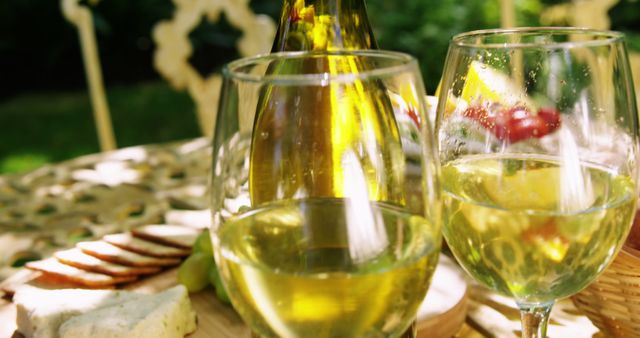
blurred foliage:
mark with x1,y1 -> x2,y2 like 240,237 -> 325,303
609,0 -> 640,51
0,0 -> 280,99
2,0 -> 638,95
0,82 -> 199,174
366,0 -> 507,92
0,0 -> 639,174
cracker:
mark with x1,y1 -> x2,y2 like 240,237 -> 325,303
77,241 -> 180,267
103,233 -> 191,258
131,224 -> 200,249
25,258 -> 136,287
55,248 -> 160,276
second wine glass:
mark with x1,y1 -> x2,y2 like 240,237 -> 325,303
437,27 -> 639,338
211,50 -> 441,338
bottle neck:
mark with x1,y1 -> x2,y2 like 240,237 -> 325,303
272,0 -> 378,52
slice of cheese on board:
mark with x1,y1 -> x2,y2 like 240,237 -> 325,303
58,285 -> 197,338
14,286 -> 146,338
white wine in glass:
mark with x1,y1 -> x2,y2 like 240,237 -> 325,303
437,27 -> 639,338
211,50 -> 441,338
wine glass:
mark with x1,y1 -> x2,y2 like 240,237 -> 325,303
436,27 -> 639,337
210,50 -> 441,338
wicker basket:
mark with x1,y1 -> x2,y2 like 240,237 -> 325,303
572,246 -> 640,337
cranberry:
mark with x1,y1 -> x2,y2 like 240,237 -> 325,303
463,106 -> 494,130
508,116 -> 550,143
462,105 -> 562,143
537,107 -> 561,132
289,8 -> 301,23
406,106 -> 421,128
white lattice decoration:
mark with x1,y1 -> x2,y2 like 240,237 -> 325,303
61,0 -> 117,151
153,0 -> 276,137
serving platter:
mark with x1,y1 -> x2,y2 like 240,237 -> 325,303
0,138 -> 469,337
0,253 -> 467,338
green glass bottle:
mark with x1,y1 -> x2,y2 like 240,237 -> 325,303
250,0 -> 405,206
271,0 -> 378,51
247,2 -> 419,338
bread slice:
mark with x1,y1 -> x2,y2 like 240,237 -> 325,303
131,224 -> 200,249
103,233 -> 191,258
77,241 -> 180,267
25,258 -> 137,288
55,248 -> 160,277
164,209 -> 211,230
58,285 -> 197,338
14,286 -> 147,338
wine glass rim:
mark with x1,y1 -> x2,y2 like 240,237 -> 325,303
452,26 -> 625,49
222,50 -> 418,85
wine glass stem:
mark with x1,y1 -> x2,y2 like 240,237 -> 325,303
517,301 -> 553,338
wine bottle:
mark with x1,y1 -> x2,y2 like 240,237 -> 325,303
249,0 -> 405,206
271,0 -> 377,51
246,2 -> 420,338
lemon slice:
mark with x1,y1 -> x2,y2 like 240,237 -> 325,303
461,61 -> 534,109
483,166 -> 560,211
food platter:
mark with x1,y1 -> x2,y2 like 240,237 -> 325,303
0,253 -> 467,338
0,138 -> 469,337
0,138 -> 212,281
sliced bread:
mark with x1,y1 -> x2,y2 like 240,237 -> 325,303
103,233 -> 191,258
25,258 -> 137,287
131,225 -> 200,249
77,241 -> 180,267
55,248 -> 160,277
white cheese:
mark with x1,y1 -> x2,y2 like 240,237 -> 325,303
14,286 -> 146,338
58,285 -> 197,338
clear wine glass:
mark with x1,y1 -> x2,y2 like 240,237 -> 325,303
436,27 -> 639,337
210,50 -> 441,337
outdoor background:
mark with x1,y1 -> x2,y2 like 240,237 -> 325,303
1,0 -> 639,174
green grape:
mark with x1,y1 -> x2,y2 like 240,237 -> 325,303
209,265 -> 230,304
194,229 -> 213,256
178,252 -> 214,292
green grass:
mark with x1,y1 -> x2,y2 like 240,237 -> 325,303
0,82 -> 200,175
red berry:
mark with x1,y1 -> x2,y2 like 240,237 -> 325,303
406,106 -> 421,128
289,8 -> 301,23
463,106 -> 495,130
537,107 -> 561,132
505,106 -> 531,122
462,105 -> 560,143
508,116 -> 549,143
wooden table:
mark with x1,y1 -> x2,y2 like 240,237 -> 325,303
0,138 -> 603,337
0,268 -> 600,338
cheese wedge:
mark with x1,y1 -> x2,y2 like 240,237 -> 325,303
14,286 -> 147,338
25,258 -> 137,287
58,285 -> 197,338
131,225 -> 200,249
55,248 -> 160,276
103,233 -> 191,258
77,241 -> 180,267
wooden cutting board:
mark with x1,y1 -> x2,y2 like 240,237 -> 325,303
0,255 -> 467,338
